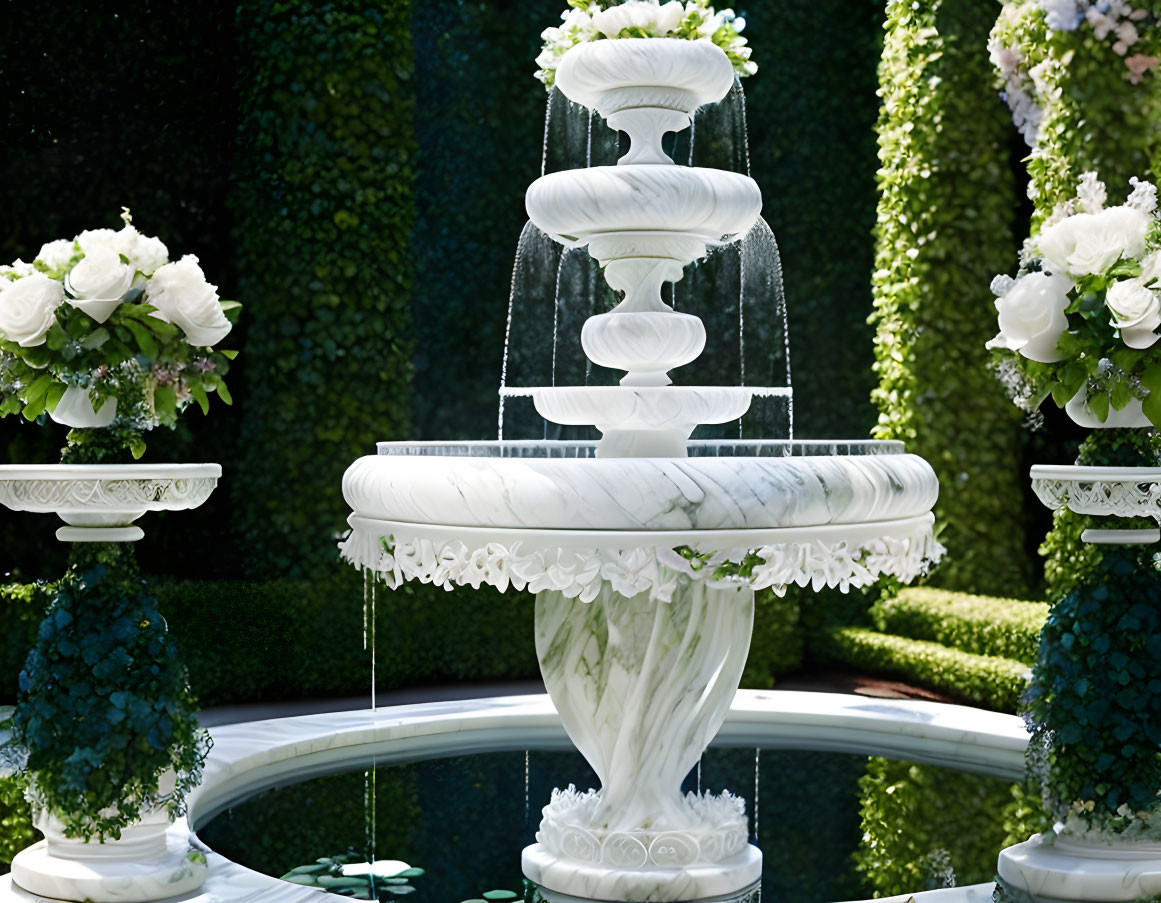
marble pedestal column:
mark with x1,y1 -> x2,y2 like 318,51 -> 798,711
522,579 -> 762,902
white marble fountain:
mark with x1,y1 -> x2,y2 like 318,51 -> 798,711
340,37 -> 943,903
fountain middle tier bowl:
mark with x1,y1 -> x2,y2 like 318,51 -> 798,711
525,165 -> 762,261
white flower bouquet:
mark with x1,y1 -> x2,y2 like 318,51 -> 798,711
0,210 -> 239,455
535,0 -> 755,88
988,172 -> 1161,425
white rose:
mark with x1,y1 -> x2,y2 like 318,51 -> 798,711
0,260 -> 36,279
1037,205 -> 1151,277
986,271 -> 1073,362
66,247 -> 136,301
75,228 -> 120,258
1140,250 -> 1161,286
0,273 -> 64,347
115,225 -> 169,276
36,240 -> 77,274
1107,278 -> 1161,349
595,0 -> 685,37
145,255 -> 232,347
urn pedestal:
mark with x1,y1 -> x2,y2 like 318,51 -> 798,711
0,463 -> 220,903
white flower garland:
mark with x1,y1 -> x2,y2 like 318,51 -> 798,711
339,523 -> 944,603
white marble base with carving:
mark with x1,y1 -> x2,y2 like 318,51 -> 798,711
11,809 -> 207,903
523,843 -> 762,902
998,832 -> 1161,902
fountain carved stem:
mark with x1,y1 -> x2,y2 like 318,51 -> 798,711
534,581 -> 754,865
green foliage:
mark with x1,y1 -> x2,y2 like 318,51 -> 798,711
870,0 -> 1030,596
818,626 -> 1030,712
5,557 -> 208,840
856,757 -> 1048,897
232,1 -> 416,577
871,587 -> 1048,665
0,571 -> 802,711
1026,543 -> 1161,833
991,0 -> 1161,226
743,589 -> 805,687
0,770 -> 35,874
143,574 -> 539,707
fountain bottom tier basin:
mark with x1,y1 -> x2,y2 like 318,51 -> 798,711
0,692 -> 1028,903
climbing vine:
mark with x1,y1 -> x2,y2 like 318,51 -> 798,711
870,0 -> 1030,596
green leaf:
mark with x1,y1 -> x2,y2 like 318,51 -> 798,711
218,349 -> 239,360
128,435 -> 147,460
19,345 -> 51,368
1087,390 -> 1109,423
45,322 -> 68,351
80,327 -> 110,350
214,378 -> 233,405
1110,378 -> 1133,411
45,382 -> 67,413
190,383 -> 210,415
218,300 -> 242,312
123,320 -> 158,360
154,384 -> 178,418
23,373 -> 54,407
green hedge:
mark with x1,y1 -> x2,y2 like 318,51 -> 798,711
870,0 -> 1031,596
1,574 -> 803,709
856,756 -> 1047,896
871,588 -> 1047,665
231,1 -> 417,578
818,626 -> 1030,712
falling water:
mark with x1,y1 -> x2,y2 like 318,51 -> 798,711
738,240 -> 746,440
736,80 -> 752,177
696,758 -> 702,795
541,88 -> 555,177
524,750 -> 531,828
364,760 -> 377,891
499,70 -> 794,443
753,748 -> 760,842
362,569 -> 377,710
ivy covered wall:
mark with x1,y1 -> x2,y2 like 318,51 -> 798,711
231,1 -> 417,577
870,0 -> 1032,596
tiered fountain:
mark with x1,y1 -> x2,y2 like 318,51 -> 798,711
341,36 -> 943,902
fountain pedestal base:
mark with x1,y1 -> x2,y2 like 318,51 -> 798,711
10,833 -> 207,903
523,842 -> 763,902
998,834 -> 1161,902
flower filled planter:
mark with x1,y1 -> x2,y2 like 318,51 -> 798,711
987,172 -> 1161,428
0,209 -> 239,459
534,0 -> 756,89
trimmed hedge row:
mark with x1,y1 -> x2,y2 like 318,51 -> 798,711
818,626 -> 1030,712
0,576 -> 803,709
869,0 -> 1031,596
231,1 -> 417,578
871,587 -> 1047,665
